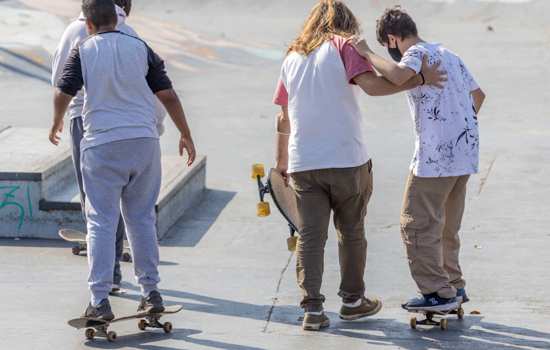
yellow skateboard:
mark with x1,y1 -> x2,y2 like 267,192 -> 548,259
251,164 -> 300,251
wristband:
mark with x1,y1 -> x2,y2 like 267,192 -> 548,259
419,72 -> 426,86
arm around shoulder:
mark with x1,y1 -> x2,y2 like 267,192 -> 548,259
354,71 -> 421,97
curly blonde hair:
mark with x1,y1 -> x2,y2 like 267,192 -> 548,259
288,0 -> 360,56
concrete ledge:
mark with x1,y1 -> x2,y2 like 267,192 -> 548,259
157,156 -> 207,239
0,127 -> 207,239
0,127 -> 72,182
29,155 -> 207,239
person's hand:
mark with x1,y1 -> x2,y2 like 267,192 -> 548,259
275,163 -> 289,186
348,36 -> 371,58
421,55 -> 447,89
179,134 -> 196,166
49,120 -> 64,145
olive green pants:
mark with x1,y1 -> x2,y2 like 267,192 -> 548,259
400,173 -> 469,299
290,161 -> 373,309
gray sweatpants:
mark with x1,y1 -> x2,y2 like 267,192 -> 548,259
81,138 -> 162,306
70,117 -> 124,285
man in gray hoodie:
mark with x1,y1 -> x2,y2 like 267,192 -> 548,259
51,0 -> 165,294
50,0 -> 195,320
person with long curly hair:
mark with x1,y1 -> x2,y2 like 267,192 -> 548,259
272,0 -> 445,331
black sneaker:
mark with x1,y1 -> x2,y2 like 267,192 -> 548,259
83,299 -> 115,321
402,293 -> 459,312
138,290 -> 165,314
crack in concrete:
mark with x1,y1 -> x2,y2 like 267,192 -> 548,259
478,156 -> 497,195
262,251 -> 294,333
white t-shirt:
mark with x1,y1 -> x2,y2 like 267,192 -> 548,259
273,36 -> 374,174
399,42 -> 480,177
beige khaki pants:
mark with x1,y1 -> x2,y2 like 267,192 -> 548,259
290,161 -> 373,309
400,173 -> 470,299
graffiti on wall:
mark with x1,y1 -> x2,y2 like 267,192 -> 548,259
0,185 -> 33,231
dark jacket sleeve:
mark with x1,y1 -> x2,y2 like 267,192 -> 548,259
56,47 -> 84,96
146,46 -> 173,93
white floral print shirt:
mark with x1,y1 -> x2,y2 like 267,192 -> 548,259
399,42 -> 480,177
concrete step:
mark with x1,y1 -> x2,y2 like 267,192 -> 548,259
39,155 -> 207,239
0,127 -> 73,185
0,127 -> 76,237
0,127 -> 207,239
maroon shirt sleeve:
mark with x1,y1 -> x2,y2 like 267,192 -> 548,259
273,79 -> 288,106
332,36 -> 374,84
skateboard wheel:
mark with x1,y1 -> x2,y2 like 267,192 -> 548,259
457,307 -> 465,320
85,328 -> 96,340
163,322 -> 173,334
138,319 -> 147,331
107,331 -> 117,342
251,164 -> 265,179
440,318 -> 448,331
257,202 -> 271,217
72,247 -> 81,256
410,317 -> 417,329
287,236 -> 298,252
122,252 -> 132,263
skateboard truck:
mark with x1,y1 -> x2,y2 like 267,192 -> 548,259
409,306 -> 465,331
252,163 -> 271,217
252,163 -> 298,252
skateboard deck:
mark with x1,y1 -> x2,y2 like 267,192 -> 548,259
407,305 -> 465,331
252,164 -> 300,251
68,305 -> 183,342
59,228 -> 132,262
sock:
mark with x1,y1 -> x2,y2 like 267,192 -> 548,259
343,299 -> 362,308
305,311 -> 323,316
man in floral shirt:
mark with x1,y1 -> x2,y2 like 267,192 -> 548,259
352,6 -> 486,312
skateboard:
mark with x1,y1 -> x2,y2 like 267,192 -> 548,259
68,305 -> 183,342
251,164 -> 300,251
58,228 -> 132,262
408,305 -> 465,331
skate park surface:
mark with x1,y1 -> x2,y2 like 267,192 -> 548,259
0,0 -> 549,349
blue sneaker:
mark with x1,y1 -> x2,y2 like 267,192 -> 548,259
456,288 -> 470,304
402,293 -> 459,312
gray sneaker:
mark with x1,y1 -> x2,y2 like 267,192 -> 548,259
138,290 -> 165,314
302,312 -> 330,331
339,297 -> 383,321
83,299 -> 115,321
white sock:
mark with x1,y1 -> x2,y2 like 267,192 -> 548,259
343,299 -> 362,308
305,311 -> 323,316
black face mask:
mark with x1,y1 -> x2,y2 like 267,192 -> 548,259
387,42 -> 403,62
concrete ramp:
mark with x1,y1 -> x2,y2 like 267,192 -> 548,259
0,127 -> 206,239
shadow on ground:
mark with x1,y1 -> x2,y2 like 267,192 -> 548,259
84,328 -> 266,350
328,315 -> 550,349
115,284 -> 550,350
160,189 -> 236,247
0,237 -> 72,248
